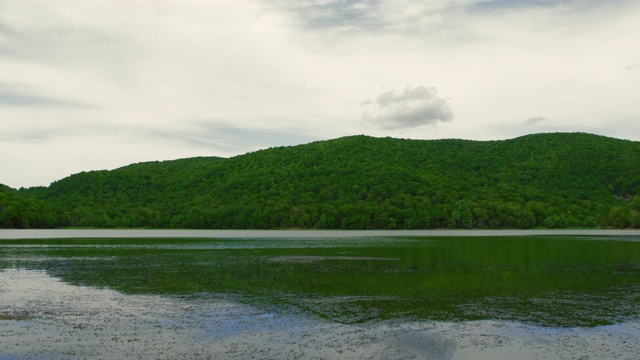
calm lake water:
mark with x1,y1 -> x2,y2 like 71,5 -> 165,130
2,230 -> 640,358
2,230 -> 640,326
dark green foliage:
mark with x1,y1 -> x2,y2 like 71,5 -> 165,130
0,184 -> 63,228
13,132 -> 640,229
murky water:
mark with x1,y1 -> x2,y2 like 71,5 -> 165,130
2,231 -> 640,358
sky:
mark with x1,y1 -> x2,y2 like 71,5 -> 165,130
1,0 -> 639,188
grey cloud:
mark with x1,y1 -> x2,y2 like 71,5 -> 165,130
148,121 -> 319,153
0,22 -> 16,35
274,0 -> 622,38
0,126 -> 94,143
271,0 -> 455,37
0,122 -> 117,144
0,83 -> 94,108
0,46 -> 17,57
524,116 -> 546,125
0,22 -> 35,60
0,20 -> 117,48
274,0 -> 384,32
0,130 -> 57,143
363,86 -> 453,130
626,56 -> 640,70
0,18 -> 129,73
0,24 -> 21,58
467,0 -> 600,12
0,91 -> 85,108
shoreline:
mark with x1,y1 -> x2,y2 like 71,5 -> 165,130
1,228 -> 639,240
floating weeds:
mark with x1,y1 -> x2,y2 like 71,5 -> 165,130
269,256 -> 400,263
2,236 -> 640,327
0,311 -> 31,321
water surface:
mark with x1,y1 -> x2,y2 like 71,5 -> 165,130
2,233 -> 640,327
4,268 -> 638,359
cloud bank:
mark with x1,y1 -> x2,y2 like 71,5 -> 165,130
363,86 -> 453,130
524,116 -> 547,126
1,0 -> 639,188
0,83 -> 93,108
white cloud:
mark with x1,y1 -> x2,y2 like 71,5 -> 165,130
363,86 -> 453,129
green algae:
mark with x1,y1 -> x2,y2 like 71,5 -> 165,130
2,235 -> 640,327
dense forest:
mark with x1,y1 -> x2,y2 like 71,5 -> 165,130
3,132 -> 640,229
0,184 -> 62,228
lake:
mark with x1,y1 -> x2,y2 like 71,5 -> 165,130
2,230 -> 640,359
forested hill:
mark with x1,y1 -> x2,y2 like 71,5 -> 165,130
0,184 -> 60,228
7,132 -> 640,229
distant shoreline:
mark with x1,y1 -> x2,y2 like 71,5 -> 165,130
1,229 -> 639,240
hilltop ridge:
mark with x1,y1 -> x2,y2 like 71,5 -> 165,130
4,132 -> 640,229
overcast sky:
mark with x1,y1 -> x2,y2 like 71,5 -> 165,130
1,0 -> 639,188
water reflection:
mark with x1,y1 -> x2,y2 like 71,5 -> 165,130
1,236 -> 640,327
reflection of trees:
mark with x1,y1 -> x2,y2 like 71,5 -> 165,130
8,236 -> 640,327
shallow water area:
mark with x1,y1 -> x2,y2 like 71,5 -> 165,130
2,230 -> 640,358
1,268 -> 640,359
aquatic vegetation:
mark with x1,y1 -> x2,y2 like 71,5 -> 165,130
0,312 -> 31,321
2,236 -> 640,327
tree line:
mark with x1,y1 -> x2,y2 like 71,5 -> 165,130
2,132 -> 639,229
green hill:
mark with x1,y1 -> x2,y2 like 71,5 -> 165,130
9,132 -> 640,229
0,184 -> 61,228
